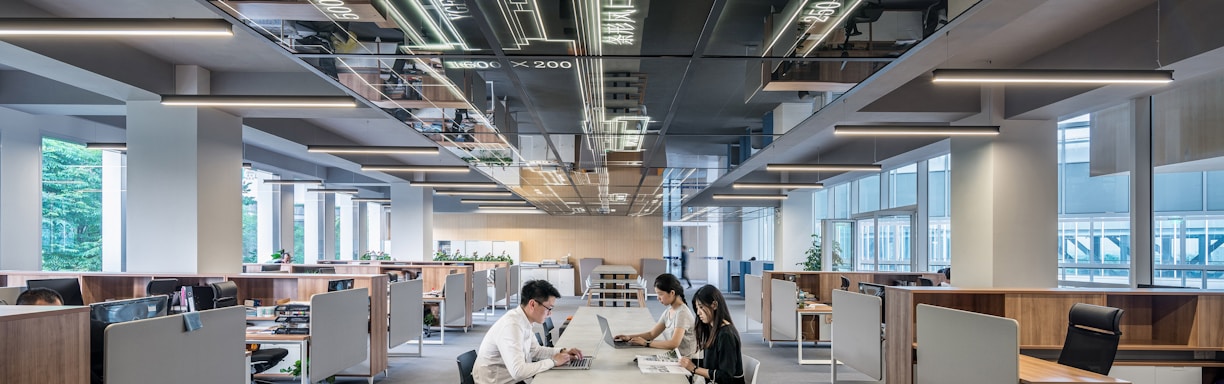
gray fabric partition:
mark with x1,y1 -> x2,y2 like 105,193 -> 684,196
472,269 -> 489,312
310,288 -> 370,382
916,304 -> 1019,384
493,267 -> 509,307
831,289 -> 884,380
639,259 -> 667,286
389,280 -> 423,349
745,274 -> 763,330
578,258 -> 604,292
770,279 -> 798,341
508,265 -> 521,304
105,306 -> 247,384
443,273 -> 466,326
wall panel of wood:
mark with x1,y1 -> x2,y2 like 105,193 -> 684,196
434,214 -> 663,266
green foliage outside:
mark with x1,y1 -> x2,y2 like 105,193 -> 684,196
41,138 -> 102,271
241,176 -> 258,263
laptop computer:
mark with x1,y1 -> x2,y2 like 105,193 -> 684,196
597,314 -> 640,349
552,326 -> 604,370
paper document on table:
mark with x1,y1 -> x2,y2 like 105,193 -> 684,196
635,348 -> 680,366
638,364 -> 690,375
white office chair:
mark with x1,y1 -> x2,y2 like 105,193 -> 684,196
742,355 -> 761,384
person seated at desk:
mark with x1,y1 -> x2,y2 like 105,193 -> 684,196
938,267 -> 952,287
613,273 -> 697,357
678,285 -> 744,384
270,249 -> 293,264
473,280 -> 583,384
17,288 -> 106,384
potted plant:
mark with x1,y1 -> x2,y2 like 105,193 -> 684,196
798,234 -> 843,271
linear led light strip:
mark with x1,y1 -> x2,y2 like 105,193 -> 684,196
85,142 -> 127,150
931,69 -> 1174,84
351,197 -> 391,203
361,165 -> 470,173
712,194 -> 789,201
0,19 -> 233,36
161,95 -> 356,107
766,164 -> 882,172
263,179 -> 323,185
833,125 -> 1000,136
733,182 -> 825,189
307,145 -> 438,154
308,188 -> 359,194
434,190 -> 513,197
761,0 -> 811,57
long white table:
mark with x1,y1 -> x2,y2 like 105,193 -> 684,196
532,307 -> 689,384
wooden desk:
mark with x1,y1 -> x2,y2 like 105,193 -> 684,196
797,304 -> 834,365
0,306 -> 89,384
1019,355 -> 1130,383
421,296 -> 448,344
589,265 -> 642,307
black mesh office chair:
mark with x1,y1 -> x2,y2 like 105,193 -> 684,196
211,281 -> 239,308
1057,303 -> 1124,375
917,277 -> 935,286
543,317 -> 556,347
457,350 -> 478,384
250,345 -> 289,384
839,276 -> 850,291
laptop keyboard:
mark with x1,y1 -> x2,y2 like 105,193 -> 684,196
564,358 -> 591,369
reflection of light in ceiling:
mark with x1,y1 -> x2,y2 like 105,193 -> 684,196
0,19 -> 234,36
161,95 -> 356,107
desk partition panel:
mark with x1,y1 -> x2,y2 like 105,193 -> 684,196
310,288 -> 370,382
105,306 -> 246,384
443,274 -> 467,327
915,304 -> 1018,384
745,274 -> 763,331
831,290 -> 884,380
472,269 -> 489,313
770,279 -> 798,341
389,280 -> 423,349
493,267 -> 508,306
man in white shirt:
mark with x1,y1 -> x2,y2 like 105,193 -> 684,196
473,280 -> 584,384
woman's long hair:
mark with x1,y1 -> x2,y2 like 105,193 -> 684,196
692,284 -> 737,350
654,273 -> 687,305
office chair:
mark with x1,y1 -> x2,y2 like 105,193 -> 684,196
457,350 -> 478,384
839,276 -> 850,291
535,332 -> 545,346
250,345 -> 289,384
543,317 -> 556,347
211,281 -> 240,308
1057,303 -> 1124,375
742,354 -> 761,384
917,277 -> 935,286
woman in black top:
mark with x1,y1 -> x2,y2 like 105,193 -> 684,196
679,285 -> 744,384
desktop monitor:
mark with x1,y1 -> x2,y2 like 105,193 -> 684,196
387,272 -> 399,282
327,278 -> 355,292
28,278 -> 85,305
260,264 -> 284,272
90,296 -> 168,323
211,281 -> 239,308
858,282 -> 887,297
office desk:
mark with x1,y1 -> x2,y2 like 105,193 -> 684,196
246,333 -> 310,384
1019,355 -> 1130,384
421,296 -> 448,344
589,265 -> 642,307
532,307 -> 687,384
797,304 -> 834,365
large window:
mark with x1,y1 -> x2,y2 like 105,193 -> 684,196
242,169 -> 259,263
41,138 -> 103,271
1057,114 -> 1132,285
928,155 -> 951,271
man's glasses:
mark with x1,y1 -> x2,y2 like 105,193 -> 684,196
534,300 -> 554,313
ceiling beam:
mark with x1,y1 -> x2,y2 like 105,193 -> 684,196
294,53 -> 896,62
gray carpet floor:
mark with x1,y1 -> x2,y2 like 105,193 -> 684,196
318,282 -> 884,383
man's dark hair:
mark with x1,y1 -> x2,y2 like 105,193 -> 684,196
519,279 -> 561,308
16,287 -> 64,305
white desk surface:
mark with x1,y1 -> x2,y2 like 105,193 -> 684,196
591,265 -> 637,276
532,306 -> 687,384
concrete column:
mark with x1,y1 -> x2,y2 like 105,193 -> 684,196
304,191 -> 320,262
0,119 -> 43,270
257,174 -> 276,261
390,182 -> 432,261
101,150 -> 125,272
1130,97 -> 1153,286
951,115 -> 1058,288
277,184 -> 295,256
125,100 -> 242,273
338,194 -> 354,260
779,190 -> 816,271
321,193 -> 336,260
356,201 -> 370,257
722,219 -> 742,260
369,203 -> 386,253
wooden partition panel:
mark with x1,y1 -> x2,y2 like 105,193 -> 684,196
433,214 -> 663,266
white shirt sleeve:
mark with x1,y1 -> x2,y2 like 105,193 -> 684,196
493,325 -> 557,381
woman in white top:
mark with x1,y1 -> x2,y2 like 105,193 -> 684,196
613,273 -> 697,357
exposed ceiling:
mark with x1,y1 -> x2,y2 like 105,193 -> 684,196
3,0 -> 1224,220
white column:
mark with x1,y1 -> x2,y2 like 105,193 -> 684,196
101,150 -> 125,272
257,175 -> 276,261
390,182 -> 432,261
0,120 -> 43,270
356,200 -> 370,258
321,193 -> 336,260
367,202 -> 383,253
277,184 -> 296,257
951,117 -> 1058,288
338,194 -> 354,260
722,219 -> 742,261
779,190 -> 816,271
125,101 -> 242,273
304,191 -> 320,262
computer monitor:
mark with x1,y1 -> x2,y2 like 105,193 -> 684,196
89,296 -> 168,323
27,278 -> 85,305
386,272 -> 399,282
211,281 -> 239,308
858,282 -> 887,297
260,264 -> 283,272
327,278 -> 355,292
